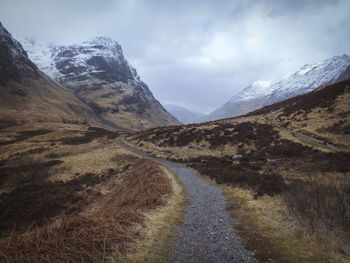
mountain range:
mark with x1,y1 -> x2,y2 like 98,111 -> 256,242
203,54 -> 350,121
2,20 -> 349,130
164,104 -> 204,124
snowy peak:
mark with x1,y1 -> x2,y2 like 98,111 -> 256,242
272,54 -> 350,96
232,80 -> 273,102
82,36 -> 123,56
205,54 -> 350,121
297,54 -> 349,76
23,36 -> 141,85
236,54 -> 350,102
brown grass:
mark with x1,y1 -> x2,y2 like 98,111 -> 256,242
0,155 -> 172,262
221,186 -> 335,263
59,126 -> 120,145
115,167 -> 187,263
0,123 -> 176,262
283,175 -> 350,249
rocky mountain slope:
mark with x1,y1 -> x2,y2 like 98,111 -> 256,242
0,22 -> 96,129
337,65 -> 350,81
204,55 -> 350,121
164,104 -> 204,124
23,37 -> 180,130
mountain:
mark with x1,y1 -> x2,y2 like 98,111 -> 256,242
22,37 -> 179,130
164,104 -> 204,124
0,22 -> 96,129
204,55 -> 350,121
337,65 -> 350,81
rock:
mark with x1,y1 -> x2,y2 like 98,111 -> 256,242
232,154 -> 243,160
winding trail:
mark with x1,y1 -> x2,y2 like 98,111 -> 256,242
116,138 -> 256,263
266,113 -> 343,152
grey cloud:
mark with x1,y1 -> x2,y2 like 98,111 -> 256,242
0,0 -> 349,113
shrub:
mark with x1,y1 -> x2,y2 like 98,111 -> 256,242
283,175 -> 350,237
187,156 -> 287,197
60,126 -> 120,145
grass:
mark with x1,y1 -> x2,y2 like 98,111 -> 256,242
113,167 -> 187,263
0,154 -> 173,262
196,160 -> 350,263
0,123 -> 184,262
220,185 -> 337,263
124,81 -> 350,262
126,133 -> 350,262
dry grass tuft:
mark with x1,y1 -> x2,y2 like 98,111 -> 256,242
0,155 -> 172,262
114,167 -> 187,263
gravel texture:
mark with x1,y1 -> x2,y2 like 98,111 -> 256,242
117,138 -> 257,263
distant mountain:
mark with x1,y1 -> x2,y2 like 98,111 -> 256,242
164,104 -> 204,124
0,22 -> 96,129
22,37 -> 179,130
204,55 -> 350,121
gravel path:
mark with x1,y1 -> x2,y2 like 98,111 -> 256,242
116,138 -> 257,263
267,113 -> 343,152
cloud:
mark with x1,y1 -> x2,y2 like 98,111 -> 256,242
0,0 -> 349,113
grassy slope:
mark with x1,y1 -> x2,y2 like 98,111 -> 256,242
125,80 -> 350,263
0,123 -> 184,262
0,70 -> 101,130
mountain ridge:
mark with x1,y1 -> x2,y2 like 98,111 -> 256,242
203,54 -> 350,121
22,36 -> 180,130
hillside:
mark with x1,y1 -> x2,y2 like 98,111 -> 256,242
0,23 -> 181,262
125,79 -> 350,263
204,55 -> 350,121
0,22 -> 98,129
23,37 -> 180,130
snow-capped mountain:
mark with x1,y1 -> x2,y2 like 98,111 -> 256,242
22,37 -> 179,130
23,36 -> 141,84
164,104 -> 204,124
0,22 -> 97,127
204,54 -> 350,121
231,80 -> 274,102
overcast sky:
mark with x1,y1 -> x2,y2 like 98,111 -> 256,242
1,0 -> 349,113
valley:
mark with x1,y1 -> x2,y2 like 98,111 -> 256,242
0,22 -> 185,262
0,6 -> 350,262
125,80 -> 350,262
